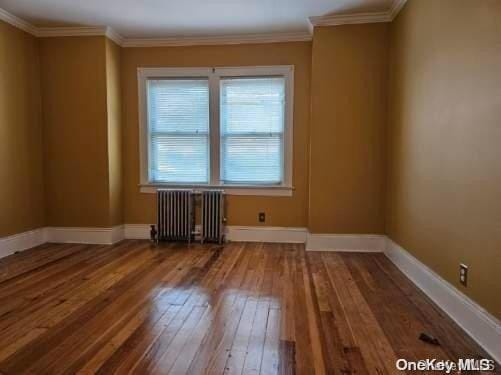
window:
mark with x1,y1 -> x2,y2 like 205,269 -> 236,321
220,77 -> 285,185
148,79 -> 209,184
138,66 -> 294,196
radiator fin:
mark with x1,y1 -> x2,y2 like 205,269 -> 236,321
157,190 -> 194,242
201,190 -> 225,244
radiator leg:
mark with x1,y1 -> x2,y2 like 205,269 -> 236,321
150,225 -> 158,244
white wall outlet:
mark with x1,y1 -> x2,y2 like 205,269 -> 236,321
459,263 -> 468,287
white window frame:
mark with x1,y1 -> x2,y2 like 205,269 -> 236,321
138,66 -> 294,196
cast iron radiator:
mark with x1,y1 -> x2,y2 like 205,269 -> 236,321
201,190 -> 225,244
155,189 -> 225,244
156,189 -> 194,243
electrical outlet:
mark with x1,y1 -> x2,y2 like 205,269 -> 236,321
258,212 -> 266,223
460,264 -> 468,287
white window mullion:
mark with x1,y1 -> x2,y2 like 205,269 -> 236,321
283,67 -> 294,188
209,71 -> 220,185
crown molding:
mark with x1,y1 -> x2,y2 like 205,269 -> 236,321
34,26 -> 108,38
122,31 -> 311,48
29,25 -> 123,45
389,0 -> 408,20
105,27 -> 124,46
1,0 -> 408,46
308,0 -> 407,28
309,11 -> 390,27
0,7 -> 37,35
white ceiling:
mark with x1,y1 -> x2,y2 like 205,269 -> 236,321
0,0 -> 394,38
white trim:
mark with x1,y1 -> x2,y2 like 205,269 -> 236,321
0,226 -> 125,259
306,233 -> 386,252
104,27 -> 124,46
308,0 -> 407,28
123,224 -> 308,243
138,67 -> 213,78
31,25 -> 124,45
123,224 -> 152,240
137,65 -> 294,194
0,228 -> 47,259
385,238 -> 501,364
309,12 -> 391,27
45,226 -> 124,245
139,185 -> 293,197
226,226 -> 308,243
389,0 -> 408,20
111,225 -> 125,243
209,72 -> 221,186
0,7 -> 37,35
35,26 -> 108,38
122,225 -> 385,247
0,227 -> 385,257
123,32 -> 312,47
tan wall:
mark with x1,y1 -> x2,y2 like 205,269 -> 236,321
121,42 -> 312,226
40,36 -> 111,227
0,20 -> 45,237
106,39 -> 123,226
387,0 -> 501,319
309,24 -> 388,234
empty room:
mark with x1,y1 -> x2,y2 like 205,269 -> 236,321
0,0 -> 499,373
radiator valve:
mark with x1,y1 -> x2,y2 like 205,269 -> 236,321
150,225 -> 158,244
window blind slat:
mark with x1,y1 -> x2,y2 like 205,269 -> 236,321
220,77 -> 285,184
151,135 -> 208,183
148,79 -> 209,183
221,135 -> 282,184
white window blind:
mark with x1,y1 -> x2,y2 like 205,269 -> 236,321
147,79 -> 209,183
220,77 -> 285,185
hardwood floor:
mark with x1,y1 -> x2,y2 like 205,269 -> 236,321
0,240 -> 496,374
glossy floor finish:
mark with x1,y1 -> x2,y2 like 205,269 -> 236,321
0,240 -> 495,374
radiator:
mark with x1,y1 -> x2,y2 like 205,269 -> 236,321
157,189 -> 194,243
201,190 -> 225,244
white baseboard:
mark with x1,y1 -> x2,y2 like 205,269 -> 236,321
0,226 -> 125,260
306,233 -> 386,252
385,238 -> 501,364
0,225 -> 380,251
0,226 -> 384,252
226,226 -> 308,243
0,228 -> 47,259
123,224 -> 308,243
111,225 -> 125,243
123,224 -> 151,239
45,226 -> 124,245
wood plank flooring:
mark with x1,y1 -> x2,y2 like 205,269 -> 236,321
0,240 -> 496,374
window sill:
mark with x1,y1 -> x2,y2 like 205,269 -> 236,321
139,184 -> 294,197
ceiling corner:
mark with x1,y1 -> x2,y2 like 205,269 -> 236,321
0,7 -> 37,35
105,27 -> 124,46
389,0 -> 408,20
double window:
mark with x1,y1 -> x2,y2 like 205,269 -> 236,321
138,66 -> 294,196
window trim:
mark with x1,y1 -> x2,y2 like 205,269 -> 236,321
137,66 -> 294,196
